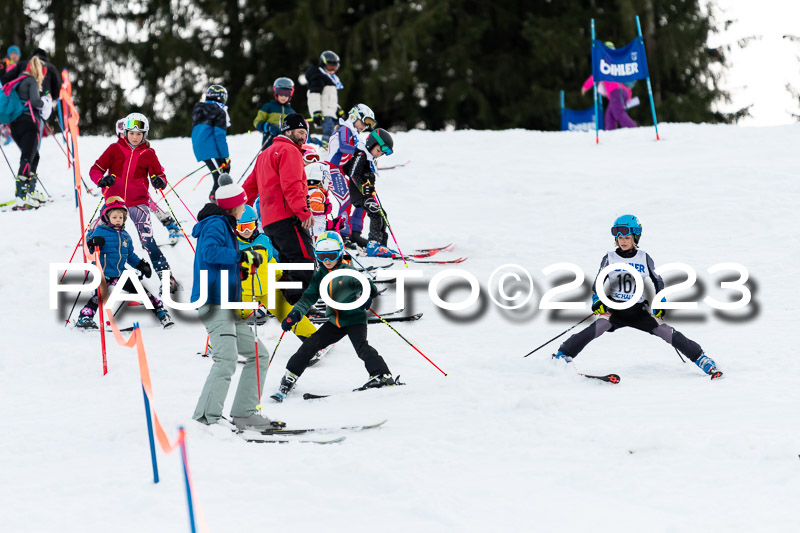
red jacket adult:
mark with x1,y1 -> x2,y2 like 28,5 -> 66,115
246,135 -> 311,226
89,137 -> 166,207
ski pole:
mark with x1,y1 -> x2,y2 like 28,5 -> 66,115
236,135 -> 272,185
371,191 -> 408,267
369,309 -> 447,376
674,347 -> 686,363
347,253 -> 378,281
0,143 -> 16,179
192,160 -> 230,192
268,331 -> 286,367
33,174 -> 53,200
168,185 -> 198,223
158,188 -> 196,253
522,314 -> 594,358
251,263 -> 263,411
60,197 -> 104,283
64,270 -> 91,327
160,164 -> 205,199
191,171 -> 213,191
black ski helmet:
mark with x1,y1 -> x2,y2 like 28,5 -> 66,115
320,50 -> 340,69
273,77 -> 295,99
205,84 -> 228,104
365,128 -> 394,155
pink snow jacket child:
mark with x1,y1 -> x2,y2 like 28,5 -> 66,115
582,77 -> 632,100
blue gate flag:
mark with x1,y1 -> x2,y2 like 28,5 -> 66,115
561,106 -> 604,132
591,39 -> 649,83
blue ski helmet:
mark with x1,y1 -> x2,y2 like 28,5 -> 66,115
315,230 -> 344,262
611,214 -> 642,244
238,204 -> 258,225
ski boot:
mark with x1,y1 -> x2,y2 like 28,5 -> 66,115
232,412 -> 284,432
76,316 -> 99,330
366,241 -> 396,258
166,221 -> 181,245
694,353 -> 723,380
158,270 -> 180,294
270,370 -> 299,402
156,309 -> 174,329
345,231 -> 369,252
13,176 -> 39,210
27,174 -> 49,204
552,351 -> 573,363
308,345 -> 333,367
357,373 -> 398,390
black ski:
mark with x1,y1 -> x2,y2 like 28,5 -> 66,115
579,373 -> 621,384
309,312 -> 422,325
377,159 -> 411,171
304,381 -> 406,400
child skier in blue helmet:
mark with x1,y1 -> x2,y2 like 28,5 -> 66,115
553,214 -> 723,380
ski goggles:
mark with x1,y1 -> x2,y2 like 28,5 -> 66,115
124,118 -> 147,131
362,116 -> 377,131
611,226 -> 641,238
372,133 -> 392,156
105,196 -> 125,205
237,221 -> 257,232
324,65 -> 339,73
275,87 -> 294,98
315,250 -> 343,262
303,151 -> 321,164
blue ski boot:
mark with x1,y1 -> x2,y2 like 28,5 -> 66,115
694,353 -> 723,380
552,351 -> 573,363
366,241 -> 396,258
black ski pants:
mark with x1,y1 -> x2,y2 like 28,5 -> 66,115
558,302 -> 703,361
286,321 -> 390,377
204,158 -> 229,198
10,114 -> 41,177
263,216 -> 315,303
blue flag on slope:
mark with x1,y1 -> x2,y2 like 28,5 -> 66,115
591,39 -> 649,83
561,106 -> 604,132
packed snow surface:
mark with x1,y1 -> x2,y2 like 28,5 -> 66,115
2,123 -> 798,532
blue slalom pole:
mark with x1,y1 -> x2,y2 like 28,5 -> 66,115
560,90 -> 565,129
636,15 -> 660,140
140,348 -> 160,484
591,19 -> 599,144
178,427 -> 197,533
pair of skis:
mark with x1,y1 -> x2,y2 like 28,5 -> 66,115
232,419 -> 387,445
308,307 -> 422,325
403,243 -> 467,264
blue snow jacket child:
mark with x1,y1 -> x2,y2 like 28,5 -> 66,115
191,202 -> 242,305
191,101 -> 230,162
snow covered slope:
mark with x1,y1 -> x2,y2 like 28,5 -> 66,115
2,123 -> 798,532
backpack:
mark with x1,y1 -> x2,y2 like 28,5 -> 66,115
0,76 -> 29,125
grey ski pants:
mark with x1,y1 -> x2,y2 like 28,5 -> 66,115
192,304 -> 268,424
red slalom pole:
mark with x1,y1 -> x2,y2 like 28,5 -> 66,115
369,309 -> 447,376
95,248 -> 108,375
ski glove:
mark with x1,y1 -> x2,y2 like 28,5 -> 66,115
98,174 -> 116,188
239,266 -> 249,281
591,294 -> 607,315
282,309 -> 302,332
360,182 -> 374,196
137,259 -> 152,278
652,297 -> 667,318
151,175 -> 167,190
312,112 -> 323,127
239,250 -> 264,268
336,105 -> 345,119
360,296 -> 373,311
86,236 -> 105,249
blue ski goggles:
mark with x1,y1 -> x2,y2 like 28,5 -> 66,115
315,249 -> 343,262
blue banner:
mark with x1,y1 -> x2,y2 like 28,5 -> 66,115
591,39 -> 649,83
561,106 -> 603,132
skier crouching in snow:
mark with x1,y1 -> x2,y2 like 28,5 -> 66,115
341,128 -> 396,258
270,231 -> 396,402
191,179 -> 279,431
553,214 -> 723,379
75,198 -> 173,330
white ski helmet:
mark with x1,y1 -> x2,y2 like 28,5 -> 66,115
123,113 -> 150,139
305,162 -> 331,189
115,118 -> 125,137
348,103 -> 376,130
